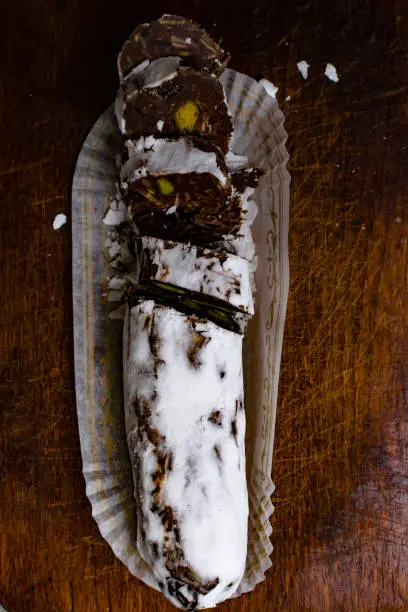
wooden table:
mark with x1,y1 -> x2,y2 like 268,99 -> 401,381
1,1 -> 407,610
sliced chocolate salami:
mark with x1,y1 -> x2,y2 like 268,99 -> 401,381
112,15 -> 266,610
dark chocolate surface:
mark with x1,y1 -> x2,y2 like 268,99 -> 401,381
127,186 -> 242,245
119,15 -> 227,78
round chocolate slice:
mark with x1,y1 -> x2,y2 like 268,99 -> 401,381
118,14 -> 228,78
120,137 -> 241,244
126,187 -> 242,246
118,67 -> 233,154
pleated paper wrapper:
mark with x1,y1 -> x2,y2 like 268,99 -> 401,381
72,68 -> 290,599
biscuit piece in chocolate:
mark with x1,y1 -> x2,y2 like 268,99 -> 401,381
118,14 -> 227,78
118,67 -> 233,154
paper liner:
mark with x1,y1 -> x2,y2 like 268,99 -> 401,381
72,68 -> 290,601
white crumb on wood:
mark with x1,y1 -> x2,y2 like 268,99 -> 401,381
297,60 -> 310,80
52,213 -> 67,230
324,63 -> 339,82
259,79 -> 278,98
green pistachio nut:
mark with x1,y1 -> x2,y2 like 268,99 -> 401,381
174,100 -> 200,132
157,178 -> 175,195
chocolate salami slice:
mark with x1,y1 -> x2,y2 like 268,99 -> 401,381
118,14 -> 228,79
116,66 -> 233,154
120,137 -> 243,244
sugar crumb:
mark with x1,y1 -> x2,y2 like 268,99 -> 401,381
324,63 -> 339,83
297,60 -> 310,80
53,213 -> 67,230
259,79 -> 278,99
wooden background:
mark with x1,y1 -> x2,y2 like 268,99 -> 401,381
1,0 -> 408,610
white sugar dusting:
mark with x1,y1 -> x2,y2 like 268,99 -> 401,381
297,60 -> 310,80
124,303 -> 248,608
165,204 -> 178,215
185,37 -> 192,44
141,237 -> 254,314
122,57 -> 181,90
259,79 -> 278,99
52,213 -> 67,230
121,137 -> 228,186
225,151 -> 249,172
103,200 -> 127,226
325,63 -> 339,82
142,56 -> 181,89
156,119 -> 164,131
121,58 -> 150,82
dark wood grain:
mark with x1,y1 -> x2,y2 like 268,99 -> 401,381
1,1 -> 408,610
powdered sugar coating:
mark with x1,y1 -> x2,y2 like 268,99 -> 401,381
137,56 -> 182,89
121,137 -> 228,186
123,302 -> 248,609
225,151 -> 250,172
140,237 -> 254,314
